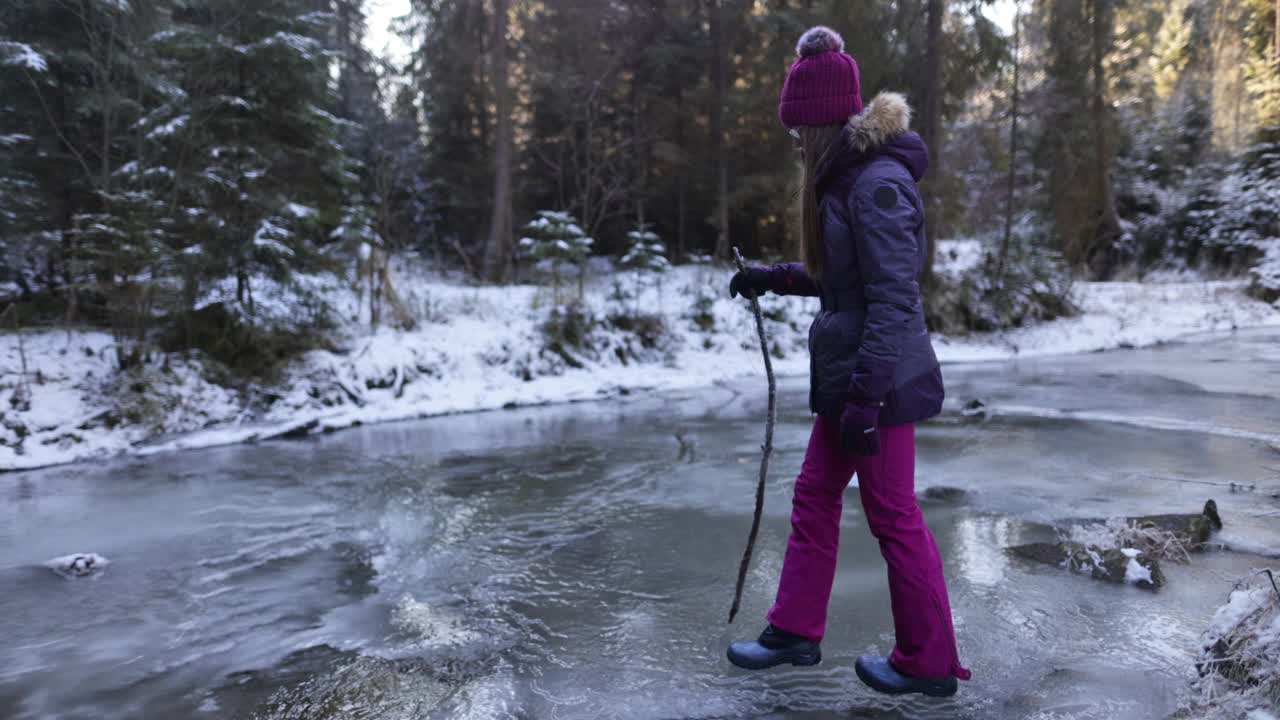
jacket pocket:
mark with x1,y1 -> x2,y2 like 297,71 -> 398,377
883,364 -> 945,425
808,309 -> 866,416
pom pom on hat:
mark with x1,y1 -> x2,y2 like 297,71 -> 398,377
796,26 -> 844,58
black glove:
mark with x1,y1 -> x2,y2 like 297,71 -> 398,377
839,402 -> 882,456
729,266 -> 772,299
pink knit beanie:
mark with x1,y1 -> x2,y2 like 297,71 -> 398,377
778,26 -> 863,128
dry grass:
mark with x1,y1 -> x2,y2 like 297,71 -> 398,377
1116,522 -> 1196,563
1066,518 -> 1196,563
1183,570 -> 1280,718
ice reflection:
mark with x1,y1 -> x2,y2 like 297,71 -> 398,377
954,513 -> 1014,588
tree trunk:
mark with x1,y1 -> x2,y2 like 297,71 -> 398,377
98,14 -> 118,201
482,0 -> 514,283
582,92 -> 596,241
632,66 -> 646,230
677,173 -> 687,260
997,1 -> 1022,282
921,0 -> 945,284
337,0 -> 353,116
1087,0 -> 1122,270
675,82 -> 687,259
710,0 -> 730,261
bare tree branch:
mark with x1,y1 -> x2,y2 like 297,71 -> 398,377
728,246 -> 777,624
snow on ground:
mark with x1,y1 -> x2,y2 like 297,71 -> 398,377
2,261 -> 1278,471
1253,239 -> 1280,300
935,237 -> 985,276
935,279 -> 1280,362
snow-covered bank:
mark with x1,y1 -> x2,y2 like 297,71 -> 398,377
3,263 -> 1278,472
935,279 -> 1280,362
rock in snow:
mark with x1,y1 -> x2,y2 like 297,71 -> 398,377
1127,499 -> 1224,552
44,553 -> 110,578
1008,541 -> 1166,589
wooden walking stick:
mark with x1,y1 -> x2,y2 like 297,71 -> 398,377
728,247 -> 777,623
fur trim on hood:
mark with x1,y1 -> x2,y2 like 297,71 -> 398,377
845,92 -> 912,152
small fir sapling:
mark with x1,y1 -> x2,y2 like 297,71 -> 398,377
619,227 -> 670,315
518,211 -> 594,305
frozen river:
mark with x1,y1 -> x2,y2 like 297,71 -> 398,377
2,329 -> 1278,719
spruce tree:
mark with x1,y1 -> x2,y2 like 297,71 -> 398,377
413,0 -> 490,267
1,1 -> 162,303
145,0 -> 348,320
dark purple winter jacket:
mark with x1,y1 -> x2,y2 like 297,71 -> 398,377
768,92 -> 944,426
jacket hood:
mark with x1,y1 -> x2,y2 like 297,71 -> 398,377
820,92 -> 929,187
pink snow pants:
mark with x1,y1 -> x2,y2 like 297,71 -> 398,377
766,416 -> 971,680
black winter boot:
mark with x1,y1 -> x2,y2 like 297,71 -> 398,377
854,655 -> 958,697
726,625 -> 821,670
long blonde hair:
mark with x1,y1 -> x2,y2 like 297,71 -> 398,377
796,125 -> 846,280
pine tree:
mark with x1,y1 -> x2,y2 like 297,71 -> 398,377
710,0 -> 730,261
481,0 -> 514,283
1244,0 -> 1280,128
145,0 -> 349,321
0,35 -> 52,298
373,86 -> 436,256
921,0 -> 946,284
1038,0 -> 1122,274
998,1 -> 1024,282
1,0 -> 173,353
413,0 -> 490,268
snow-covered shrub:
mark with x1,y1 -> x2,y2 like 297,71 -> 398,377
1093,98 -> 1205,279
762,304 -> 789,324
539,302 -> 595,370
1251,244 -> 1280,305
1179,571 -> 1280,719
518,211 -> 594,304
686,281 -> 718,334
1176,166 -> 1274,269
928,229 -> 1078,334
161,284 -> 335,378
535,296 -> 675,374
1112,152 -> 1193,278
404,288 -> 449,325
97,355 -> 240,437
607,278 -> 632,307
1169,130 -> 1280,302
1242,130 -> 1280,303
605,312 -> 667,354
